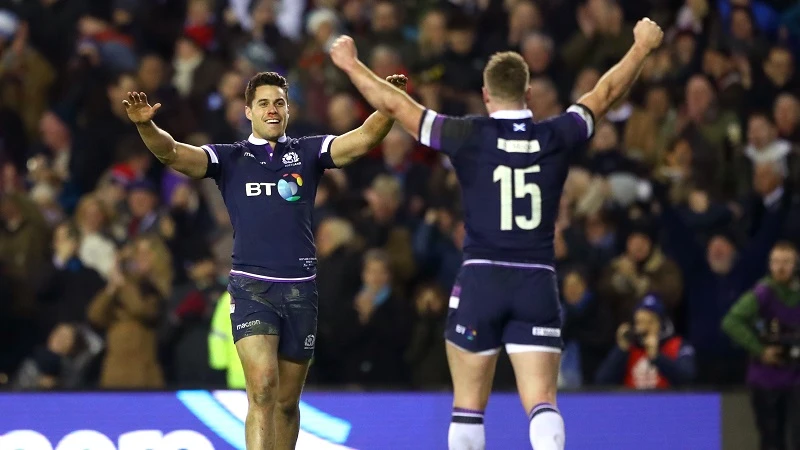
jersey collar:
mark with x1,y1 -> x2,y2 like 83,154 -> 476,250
489,109 -> 533,120
248,134 -> 288,145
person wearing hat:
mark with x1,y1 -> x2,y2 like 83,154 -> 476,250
595,294 -> 696,389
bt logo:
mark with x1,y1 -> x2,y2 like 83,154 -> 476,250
245,174 -> 304,201
277,173 -> 303,202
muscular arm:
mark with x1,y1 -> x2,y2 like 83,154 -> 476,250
339,60 -> 425,141
134,121 -> 209,179
577,44 -> 650,120
329,111 -> 395,167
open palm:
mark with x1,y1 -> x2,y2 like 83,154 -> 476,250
122,92 -> 162,124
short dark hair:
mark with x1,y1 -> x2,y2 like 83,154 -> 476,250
245,72 -> 289,106
773,240 -> 798,255
483,52 -> 529,103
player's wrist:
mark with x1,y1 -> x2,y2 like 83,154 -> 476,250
631,42 -> 653,59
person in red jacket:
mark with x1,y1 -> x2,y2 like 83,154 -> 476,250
595,294 -> 696,389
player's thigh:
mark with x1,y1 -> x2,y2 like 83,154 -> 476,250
277,281 -> 319,362
444,268 -> 507,410
229,275 -> 284,401
501,269 -> 562,411
446,341 -> 500,411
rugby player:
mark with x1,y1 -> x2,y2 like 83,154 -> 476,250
124,71 -> 407,450
329,18 -> 663,450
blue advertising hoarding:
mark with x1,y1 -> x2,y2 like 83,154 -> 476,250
0,391 -> 720,449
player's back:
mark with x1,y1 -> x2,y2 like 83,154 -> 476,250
419,107 -> 593,267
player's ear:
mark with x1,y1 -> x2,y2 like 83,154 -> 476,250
524,84 -> 532,105
481,86 -> 489,105
245,105 -> 252,121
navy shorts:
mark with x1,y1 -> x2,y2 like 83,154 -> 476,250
228,274 -> 318,361
445,261 -> 563,354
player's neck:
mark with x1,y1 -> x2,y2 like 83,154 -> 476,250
487,102 -> 528,116
249,133 -> 286,147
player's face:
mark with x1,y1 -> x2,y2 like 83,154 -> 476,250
769,248 -> 797,283
246,85 -> 289,141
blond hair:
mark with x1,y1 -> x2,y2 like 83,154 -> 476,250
483,51 -> 530,103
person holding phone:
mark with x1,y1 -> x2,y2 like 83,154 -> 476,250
595,294 -> 696,389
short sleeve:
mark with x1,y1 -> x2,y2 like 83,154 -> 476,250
201,143 -> 237,180
417,109 -> 475,157
296,135 -> 338,171
546,104 -> 595,152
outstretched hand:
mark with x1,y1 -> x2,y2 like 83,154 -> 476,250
122,91 -> 161,124
330,35 -> 359,73
633,18 -> 664,54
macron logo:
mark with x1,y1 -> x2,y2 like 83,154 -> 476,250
236,320 -> 261,331
244,152 -> 255,159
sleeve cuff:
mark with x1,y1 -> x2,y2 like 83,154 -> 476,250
201,145 -> 218,164
567,104 -> 595,139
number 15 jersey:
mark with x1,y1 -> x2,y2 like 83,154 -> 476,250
418,106 -> 595,267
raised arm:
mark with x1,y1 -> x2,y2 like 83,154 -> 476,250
576,18 -> 663,121
123,92 -> 209,179
329,75 -> 408,167
330,36 -> 426,141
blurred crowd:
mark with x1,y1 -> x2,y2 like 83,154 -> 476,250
0,0 -> 799,394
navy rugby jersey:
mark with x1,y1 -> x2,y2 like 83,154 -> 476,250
202,134 -> 337,281
418,106 -> 595,266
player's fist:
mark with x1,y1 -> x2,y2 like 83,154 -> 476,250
329,35 -> 358,72
386,74 -> 408,92
123,91 -> 161,124
633,18 -> 663,54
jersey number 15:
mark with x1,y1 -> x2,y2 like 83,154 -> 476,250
493,165 -> 542,231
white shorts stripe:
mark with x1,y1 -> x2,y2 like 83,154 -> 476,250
419,110 -> 436,147
449,296 -> 460,309
462,259 -> 555,272
229,270 -> 316,282
505,344 -> 561,354
201,145 -> 219,164
446,340 -> 501,356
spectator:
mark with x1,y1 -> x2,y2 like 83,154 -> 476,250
335,249 -> 412,387
404,283 -> 450,389
722,241 -> 800,450
598,221 -> 684,326
596,295 -> 696,389
87,234 -> 172,388
656,172 -> 788,385
559,267 -> 614,388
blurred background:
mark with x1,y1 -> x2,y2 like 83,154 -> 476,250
0,0 -> 799,448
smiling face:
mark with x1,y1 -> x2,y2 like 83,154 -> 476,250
246,84 -> 289,141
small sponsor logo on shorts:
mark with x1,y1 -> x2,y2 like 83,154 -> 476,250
455,325 -> 477,341
236,320 -> 261,331
532,327 -> 561,337
304,334 -> 315,349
